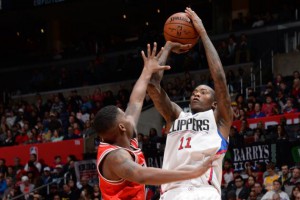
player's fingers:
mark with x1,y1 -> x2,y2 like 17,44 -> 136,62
159,65 -> 171,71
151,42 -> 157,57
147,43 -> 151,57
181,44 -> 192,50
156,47 -> 164,59
141,50 -> 146,62
210,154 -> 221,162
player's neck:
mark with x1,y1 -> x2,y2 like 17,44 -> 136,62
114,137 -> 131,149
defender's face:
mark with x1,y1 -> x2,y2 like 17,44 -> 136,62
117,108 -> 136,140
190,85 -> 214,113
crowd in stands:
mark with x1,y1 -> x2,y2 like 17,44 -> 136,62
0,153 -> 102,200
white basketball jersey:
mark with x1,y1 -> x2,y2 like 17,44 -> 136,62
161,109 -> 228,194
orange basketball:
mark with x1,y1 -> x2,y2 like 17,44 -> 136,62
164,12 -> 199,47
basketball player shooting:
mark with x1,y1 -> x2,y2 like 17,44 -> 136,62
147,8 -> 233,200
94,42 -> 220,200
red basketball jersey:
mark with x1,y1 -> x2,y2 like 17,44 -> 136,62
97,138 -> 146,200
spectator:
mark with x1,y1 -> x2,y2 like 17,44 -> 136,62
51,129 -> 64,142
290,186 -> 300,200
6,166 -> 16,181
19,175 -> 35,199
250,103 -> 266,119
248,191 -> 258,200
50,95 -> 65,115
284,167 -> 300,196
227,35 -> 237,64
14,128 -> 29,145
264,162 -> 279,191
261,180 -> 289,200
283,98 -> 298,114
291,78 -> 300,100
24,154 -> 42,173
60,184 -> 79,199
277,124 -> 289,141
78,176 -> 93,198
261,95 -> 278,117
48,112 -> 62,134
91,184 -> 101,199
253,182 -> 266,200
239,119 -> 253,138
0,172 -> 7,199
41,167 -> 53,185
222,159 -> 235,188
229,126 -> 244,148
67,179 -> 80,198
13,157 -> 23,173
232,102 -> 240,120
236,33 -> 251,64
246,175 -> 256,190
253,128 -> 266,143
278,164 -> 291,185
0,159 -> 8,176
228,175 -> 249,200
3,129 -> 15,146
2,177 -> 13,200
246,100 -> 255,118
64,126 -> 80,140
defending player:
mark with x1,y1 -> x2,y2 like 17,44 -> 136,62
94,42 -> 220,200
147,8 -> 233,199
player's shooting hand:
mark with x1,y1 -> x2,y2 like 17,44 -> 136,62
166,41 -> 192,54
185,7 -> 206,35
141,42 -> 171,74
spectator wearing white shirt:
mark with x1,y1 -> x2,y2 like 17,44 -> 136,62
261,180 -> 290,200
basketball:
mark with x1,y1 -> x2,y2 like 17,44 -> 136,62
164,12 -> 199,47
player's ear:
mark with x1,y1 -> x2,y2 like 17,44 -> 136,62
212,101 -> 217,110
118,123 -> 126,133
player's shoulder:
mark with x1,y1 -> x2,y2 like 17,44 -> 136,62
104,148 -> 132,164
178,111 -> 192,118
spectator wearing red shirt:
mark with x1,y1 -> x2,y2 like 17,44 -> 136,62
261,95 -> 278,117
14,129 -> 29,145
246,100 -> 255,118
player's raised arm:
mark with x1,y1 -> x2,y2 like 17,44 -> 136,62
125,42 -> 170,126
107,149 -> 220,185
185,8 -> 233,138
147,41 -> 190,130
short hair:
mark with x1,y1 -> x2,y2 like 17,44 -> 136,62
273,180 -> 281,185
93,105 -> 120,135
235,175 -> 244,182
266,162 -> 275,170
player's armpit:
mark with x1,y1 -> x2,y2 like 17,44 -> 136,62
147,84 -> 182,126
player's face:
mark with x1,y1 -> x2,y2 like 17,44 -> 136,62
118,108 -> 136,140
190,85 -> 215,113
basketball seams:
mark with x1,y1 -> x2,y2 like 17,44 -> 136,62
164,22 -> 195,29
164,31 -> 199,40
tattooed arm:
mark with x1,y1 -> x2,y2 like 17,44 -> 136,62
125,42 -> 170,126
105,149 -> 219,185
185,8 -> 233,139
147,42 -> 190,131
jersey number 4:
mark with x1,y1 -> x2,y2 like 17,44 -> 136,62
178,136 -> 192,150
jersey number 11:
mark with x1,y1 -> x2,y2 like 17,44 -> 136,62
178,136 -> 192,150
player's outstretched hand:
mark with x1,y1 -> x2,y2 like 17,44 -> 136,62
141,42 -> 171,74
185,7 -> 206,35
194,154 -> 221,177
